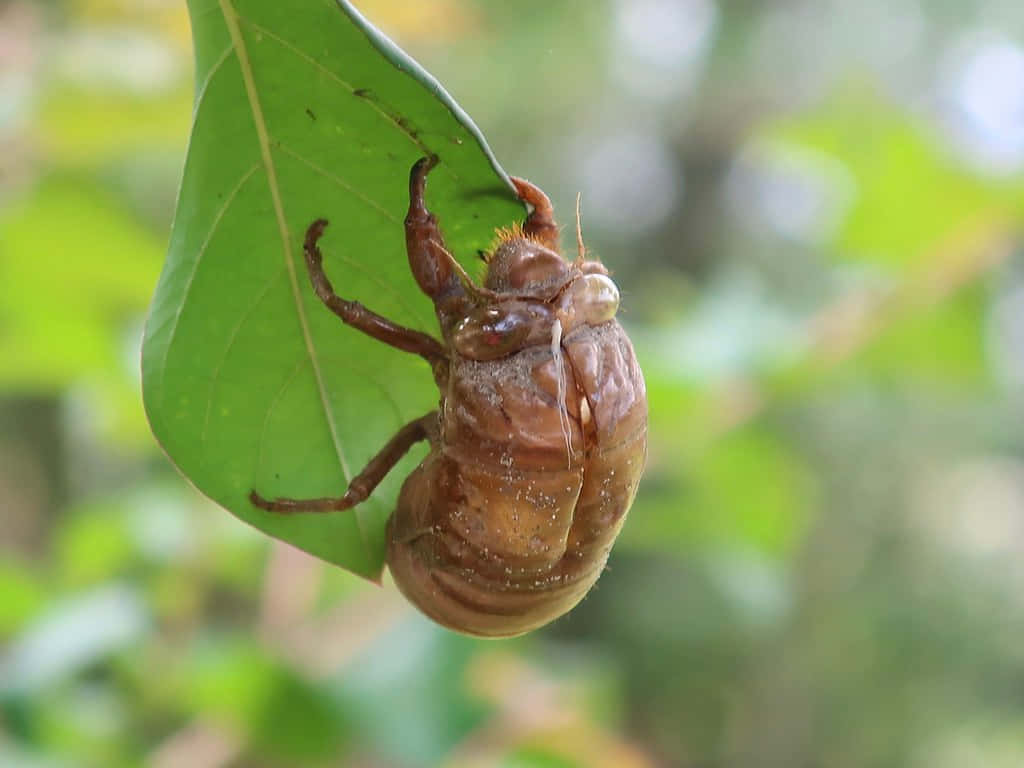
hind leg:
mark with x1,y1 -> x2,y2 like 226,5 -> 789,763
251,412 -> 438,513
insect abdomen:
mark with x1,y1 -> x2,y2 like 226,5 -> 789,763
387,320 -> 647,637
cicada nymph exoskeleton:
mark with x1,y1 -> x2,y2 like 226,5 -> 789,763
252,157 -> 647,637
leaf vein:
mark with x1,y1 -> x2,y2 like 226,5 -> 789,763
256,357 -> 307,475
193,44 -> 234,115
273,142 -> 433,329
235,13 -> 450,168
199,266 -> 288,453
158,162 -> 260,413
219,0 -> 367,550
274,142 -> 398,223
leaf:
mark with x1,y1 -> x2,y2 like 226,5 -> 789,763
0,176 -> 162,390
55,506 -> 137,588
623,425 -> 815,557
502,749 -> 580,768
838,287 -> 988,387
0,562 -> 48,638
39,85 -> 192,166
142,0 -> 523,579
337,618 -> 490,763
186,640 -> 350,762
0,586 -> 148,695
765,89 -> 1024,266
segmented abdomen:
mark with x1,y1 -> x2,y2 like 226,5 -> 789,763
387,321 -> 647,637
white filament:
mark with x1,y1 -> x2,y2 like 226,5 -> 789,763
551,318 -> 572,469
575,192 -> 586,265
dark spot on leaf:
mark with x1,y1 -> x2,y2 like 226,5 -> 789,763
305,108 -> 316,121
352,87 -> 434,155
396,116 -> 420,140
462,183 -> 522,203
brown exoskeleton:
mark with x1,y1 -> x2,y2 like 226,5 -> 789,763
251,156 -> 647,637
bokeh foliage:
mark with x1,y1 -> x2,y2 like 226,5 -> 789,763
3,0 -> 1024,766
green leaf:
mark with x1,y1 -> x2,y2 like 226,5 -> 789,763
336,619 -> 491,764
142,0 -> 523,579
502,749 -> 580,768
0,176 -> 162,390
624,426 -> 815,557
186,640 -> 350,762
39,85 -> 191,167
766,88 -> 1024,266
0,561 -> 48,638
55,505 -> 137,588
839,287 -> 988,387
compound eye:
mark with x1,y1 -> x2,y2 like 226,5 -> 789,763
453,305 -> 533,361
577,274 -> 620,324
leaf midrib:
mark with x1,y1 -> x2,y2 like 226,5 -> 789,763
218,0 -> 366,551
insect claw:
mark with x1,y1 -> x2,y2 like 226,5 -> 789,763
408,155 -> 440,222
304,218 -> 329,258
308,218 -> 328,235
509,175 -> 560,252
412,153 -> 439,175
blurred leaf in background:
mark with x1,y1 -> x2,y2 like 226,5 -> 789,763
4,0 -> 1024,766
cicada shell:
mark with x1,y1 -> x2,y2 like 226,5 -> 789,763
252,157 -> 647,637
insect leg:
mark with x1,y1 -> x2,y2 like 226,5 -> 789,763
250,411 -> 438,514
509,176 -> 560,252
405,155 -> 465,302
303,218 -> 447,369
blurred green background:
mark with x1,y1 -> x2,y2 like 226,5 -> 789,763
3,0 -> 1024,766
